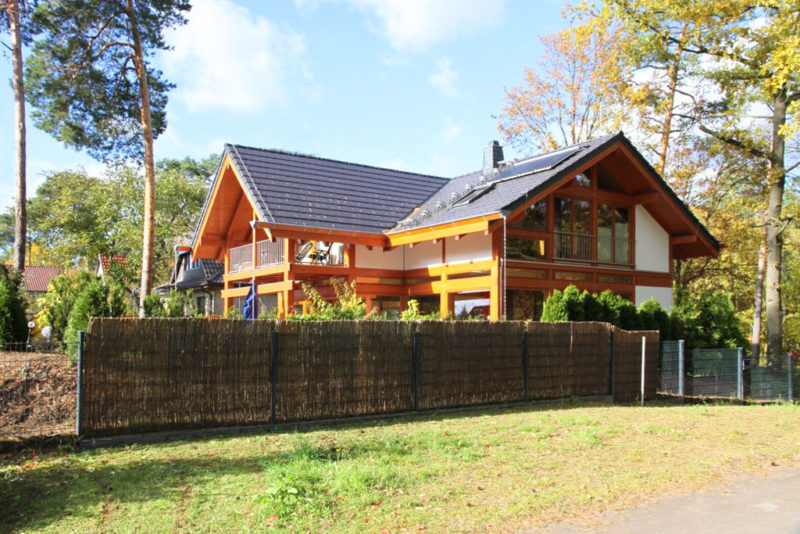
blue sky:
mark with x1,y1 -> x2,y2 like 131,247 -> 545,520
1,0 -> 569,210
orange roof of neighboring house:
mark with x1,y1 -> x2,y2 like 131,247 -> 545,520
3,265 -> 62,293
98,254 -> 129,271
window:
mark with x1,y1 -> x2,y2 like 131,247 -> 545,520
454,183 -> 495,206
507,237 -> 546,260
196,296 -> 206,315
507,290 -> 545,321
575,172 -> 591,188
598,203 -> 630,265
509,200 -> 547,231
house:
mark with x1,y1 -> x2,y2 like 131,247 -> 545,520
155,246 -> 224,316
191,132 -> 719,320
95,254 -> 130,280
4,264 -> 61,302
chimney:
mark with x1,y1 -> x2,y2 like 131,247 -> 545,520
483,140 -> 504,177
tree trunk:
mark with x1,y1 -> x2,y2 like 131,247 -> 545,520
765,87 -> 787,359
657,37 -> 684,177
9,0 -> 26,272
751,214 -> 767,358
125,0 -> 156,317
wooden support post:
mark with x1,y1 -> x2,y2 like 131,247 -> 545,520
439,270 -> 449,319
283,271 -> 295,319
489,231 -> 501,321
251,210 -> 258,269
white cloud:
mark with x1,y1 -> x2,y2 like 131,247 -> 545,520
165,0 -> 309,112
438,117 -> 462,141
429,58 -> 460,97
298,0 -> 505,53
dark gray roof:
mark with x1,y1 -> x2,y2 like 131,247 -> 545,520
389,132 -> 719,252
391,134 -> 618,232
193,133 -> 718,253
225,144 -> 449,234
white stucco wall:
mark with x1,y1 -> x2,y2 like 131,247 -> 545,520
635,286 -> 673,311
355,245 -> 404,270
445,233 -> 492,265
404,240 -> 442,270
635,205 -> 670,273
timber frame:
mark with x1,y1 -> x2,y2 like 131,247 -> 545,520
192,134 -> 720,320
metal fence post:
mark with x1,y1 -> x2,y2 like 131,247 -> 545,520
678,339 -> 685,397
270,330 -> 278,424
412,330 -> 421,411
640,336 -> 646,406
522,330 -> 529,402
76,330 -> 84,436
737,347 -> 744,402
788,353 -> 794,403
608,329 -> 615,397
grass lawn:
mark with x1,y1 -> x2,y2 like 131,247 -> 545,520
2,402 -> 799,533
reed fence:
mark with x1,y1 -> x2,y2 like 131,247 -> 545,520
78,318 -> 659,438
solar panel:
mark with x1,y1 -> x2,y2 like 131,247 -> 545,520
493,146 -> 581,182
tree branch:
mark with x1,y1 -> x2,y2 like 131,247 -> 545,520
697,124 -> 766,160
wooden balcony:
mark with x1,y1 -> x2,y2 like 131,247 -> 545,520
229,239 -> 285,273
552,231 -> 634,266
228,238 -> 347,275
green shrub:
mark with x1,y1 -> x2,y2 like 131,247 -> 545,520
399,299 -> 440,321
64,281 -> 111,356
0,265 -> 28,343
164,289 -> 195,317
540,289 -> 568,322
289,281 -> 367,321
142,293 -> 165,317
670,289 -> 746,350
638,298 -> 670,338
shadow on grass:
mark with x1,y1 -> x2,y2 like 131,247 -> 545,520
1,434 -> 390,533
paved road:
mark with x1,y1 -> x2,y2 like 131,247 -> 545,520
532,467 -> 800,534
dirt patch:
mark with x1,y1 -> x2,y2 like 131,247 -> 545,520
1,351 -> 76,441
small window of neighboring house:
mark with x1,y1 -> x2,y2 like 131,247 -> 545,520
453,183 -> 495,207
196,296 -> 206,315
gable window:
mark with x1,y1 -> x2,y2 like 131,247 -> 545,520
509,200 -> 547,231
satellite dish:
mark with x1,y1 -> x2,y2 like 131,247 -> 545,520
27,321 -> 35,329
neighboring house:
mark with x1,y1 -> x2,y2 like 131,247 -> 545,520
156,247 -> 224,316
192,132 -> 720,320
4,265 -> 61,303
95,254 -> 130,280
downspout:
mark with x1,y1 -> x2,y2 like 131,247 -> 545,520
501,212 -> 508,320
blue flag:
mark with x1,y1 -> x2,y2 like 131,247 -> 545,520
242,282 -> 257,320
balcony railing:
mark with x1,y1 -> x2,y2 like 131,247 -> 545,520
553,231 -> 634,266
229,238 -> 285,273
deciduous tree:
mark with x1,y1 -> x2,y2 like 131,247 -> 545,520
498,11 -> 631,152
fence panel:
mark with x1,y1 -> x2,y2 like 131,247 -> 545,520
613,329 -> 659,402
659,340 -> 682,395
275,321 -> 413,422
417,321 -> 525,410
686,348 -> 738,399
570,322 -> 612,396
82,318 -> 274,437
526,322 -> 572,399
749,356 -> 792,401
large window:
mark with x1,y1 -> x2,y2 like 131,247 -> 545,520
598,204 -> 630,264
